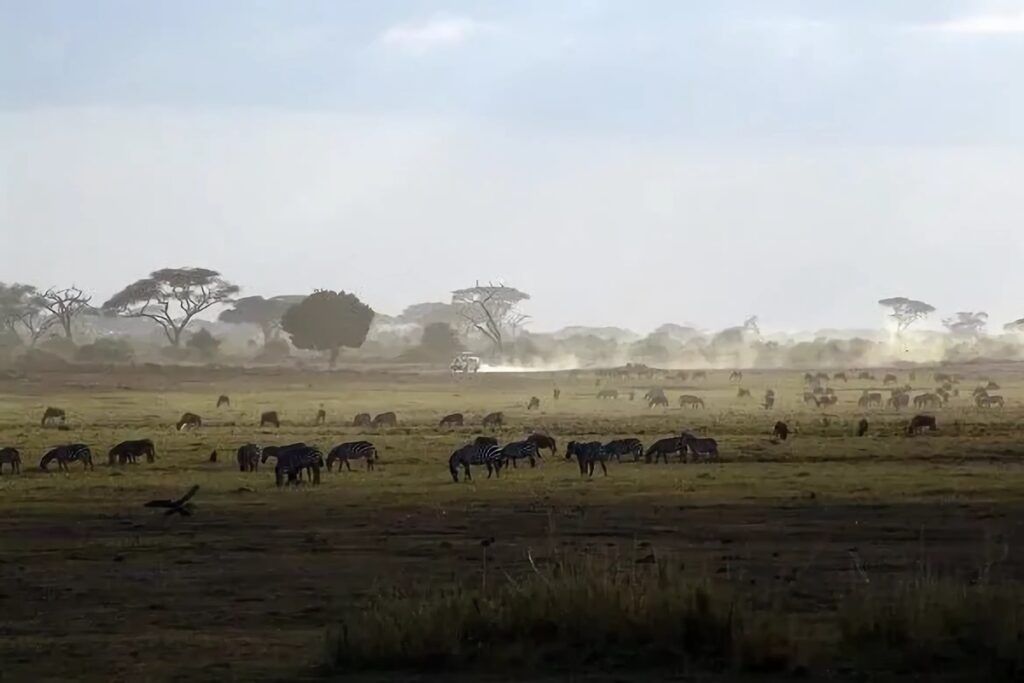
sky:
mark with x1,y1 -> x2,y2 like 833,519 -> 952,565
2,0 -> 1023,334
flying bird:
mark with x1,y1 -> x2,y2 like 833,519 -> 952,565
144,485 -> 199,517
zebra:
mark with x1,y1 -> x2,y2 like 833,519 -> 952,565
643,388 -> 666,402
566,440 -> 608,477
448,442 -> 503,482
482,412 -> 504,428
216,394 -> 230,408
526,433 -> 557,457
236,443 -> 261,472
648,396 -> 669,409
260,411 -> 280,428
500,440 -> 540,469
327,441 -> 378,471
603,438 -> 643,462
40,406 -> 66,427
681,432 -> 719,461
857,393 -> 882,408
0,447 -> 21,474
913,393 -> 942,409
372,412 -> 398,428
644,437 -> 684,464
527,396 -> 540,410
473,435 -> 499,447
352,413 -> 372,427
176,412 -> 202,430
274,445 -> 324,487
40,444 -> 93,472
678,395 -> 704,409
108,439 -> 156,465
439,413 -> 464,428
261,443 -> 309,479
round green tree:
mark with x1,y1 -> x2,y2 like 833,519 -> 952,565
281,290 -> 374,367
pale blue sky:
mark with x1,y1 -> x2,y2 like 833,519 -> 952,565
2,1 -> 1023,332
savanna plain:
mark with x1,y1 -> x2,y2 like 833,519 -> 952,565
1,364 -> 1023,682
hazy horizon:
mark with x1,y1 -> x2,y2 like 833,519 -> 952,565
3,1 -> 1024,334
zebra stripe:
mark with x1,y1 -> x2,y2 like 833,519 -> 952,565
449,443 -> 503,482
327,441 -> 378,471
500,440 -> 539,469
566,441 -> 608,477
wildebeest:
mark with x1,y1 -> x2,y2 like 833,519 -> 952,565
913,393 -> 942,409
644,388 -> 667,402
857,393 -> 882,408
216,394 -> 230,408
527,396 -> 540,410
274,445 -> 324,487
648,395 -> 669,408
553,387 -> 561,401
352,413 -> 372,427
678,395 -> 704,409
907,414 -> 937,435
772,421 -> 789,441
40,406 -> 66,427
566,440 -> 608,477
482,412 -> 504,428
883,374 -> 898,385
108,439 -> 156,465
856,418 -> 869,437
327,441 -> 378,471
729,371 -> 743,382
833,372 -> 848,382
737,388 -> 751,399
681,432 -> 718,460
439,412 -> 464,428
176,412 -> 202,430
262,443 -> 316,483
208,450 -> 218,463
887,393 -> 910,410
0,447 -> 21,474
644,436 -> 685,464
597,389 -> 619,400
236,443 -> 261,472
449,441 -> 502,482
976,395 -> 1004,408
603,438 -> 644,462
260,411 -> 280,428
315,408 -> 326,425
372,412 -> 398,428
39,444 -> 93,472
501,440 -> 540,469
526,433 -> 557,457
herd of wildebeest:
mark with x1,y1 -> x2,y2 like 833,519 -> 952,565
0,368 -> 1004,484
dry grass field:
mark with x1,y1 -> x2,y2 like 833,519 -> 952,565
1,363 -> 1023,681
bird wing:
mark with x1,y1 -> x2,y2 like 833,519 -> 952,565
144,499 -> 173,508
174,485 -> 200,505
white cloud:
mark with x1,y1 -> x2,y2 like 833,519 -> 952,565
923,11 -> 1024,34
378,14 -> 490,54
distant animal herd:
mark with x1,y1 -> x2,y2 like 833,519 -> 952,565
1,367 -> 1008,483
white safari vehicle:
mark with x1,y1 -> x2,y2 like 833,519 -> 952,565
449,352 -> 481,375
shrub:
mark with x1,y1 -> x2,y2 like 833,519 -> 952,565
75,337 -> 134,364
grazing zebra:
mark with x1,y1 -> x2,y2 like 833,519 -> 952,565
527,396 -> 540,410
737,387 -> 751,399
108,439 -> 157,465
888,393 -> 910,410
566,440 -> 608,477
913,393 -> 942,409
553,387 -> 561,401
678,395 -> 704,409
597,389 -> 619,400
648,395 -> 669,408
977,395 -> 1004,408
907,414 -> 937,435
526,433 -> 557,456
372,412 -> 398,428
315,408 -> 326,426
260,411 -> 280,428
603,438 -> 643,462
176,412 -> 202,430
40,406 -> 66,427
482,412 -> 504,428
681,432 -> 718,461
772,422 -> 789,441
40,444 -> 93,472
449,442 -> 503,482
236,443 -> 261,472
729,371 -> 743,382
500,440 -> 540,468
439,413 -> 464,428
327,441 -> 378,471
216,394 -> 230,408
856,418 -> 869,437
274,445 -> 324,487
857,393 -> 882,408
644,437 -> 684,464
352,413 -> 372,427
0,447 -> 21,475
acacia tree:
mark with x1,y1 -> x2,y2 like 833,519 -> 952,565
281,290 -> 374,367
451,282 -> 530,355
878,297 -> 935,336
39,286 -> 93,342
102,268 -> 239,347
0,283 -> 55,347
942,311 -> 988,338
219,295 -> 303,346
